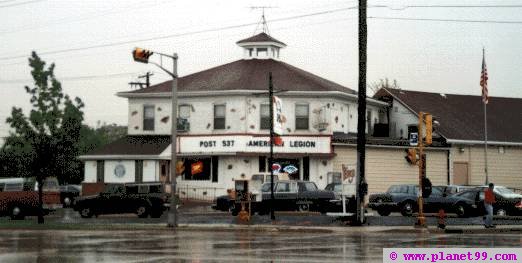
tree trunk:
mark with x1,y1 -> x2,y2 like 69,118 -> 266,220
37,176 -> 44,224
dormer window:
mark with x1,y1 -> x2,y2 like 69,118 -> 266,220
236,32 -> 286,60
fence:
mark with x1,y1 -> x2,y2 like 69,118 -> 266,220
176,185 -> 225,202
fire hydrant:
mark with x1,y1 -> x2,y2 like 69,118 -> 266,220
438,208 -> 446,229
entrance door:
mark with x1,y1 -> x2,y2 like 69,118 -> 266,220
453,162 -> 469,185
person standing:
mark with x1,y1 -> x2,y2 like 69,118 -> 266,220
484,183 -> 496,228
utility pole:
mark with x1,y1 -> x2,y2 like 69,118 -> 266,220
416,112 -> 426,227
139,71 -> 154,88
355,0 -> 368,225
268,72 -> 276,221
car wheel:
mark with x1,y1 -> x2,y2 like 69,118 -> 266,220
79,207 -> 93,218
496,209 -> 507,216
377,209 -> 391,216
455,203 -> 467,218
10,206 -> 24,220
63,197 -> 72,207
136,205 -> 149,218
400,201 -> 415,217
298,203 -> 310,212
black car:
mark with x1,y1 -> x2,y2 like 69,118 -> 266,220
59,184 -> 81,207
369,184 -> 477,217
250,180 -> 336,215
454,186 -> 522,216
212,194 -> 235,212
73,183 -> 168,218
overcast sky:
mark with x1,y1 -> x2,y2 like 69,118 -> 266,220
1,0 -> 521,140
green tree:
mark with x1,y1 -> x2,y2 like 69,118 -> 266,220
2,52 -> 84,223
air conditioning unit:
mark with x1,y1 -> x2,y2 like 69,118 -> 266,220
177,118 -> 190,132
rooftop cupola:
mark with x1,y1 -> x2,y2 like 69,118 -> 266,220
236,32 -> 286,60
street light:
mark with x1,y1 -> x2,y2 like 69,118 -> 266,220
132,47 -> 179,228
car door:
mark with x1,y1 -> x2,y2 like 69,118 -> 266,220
424,187 -> 444,213
274,182 -> 292,211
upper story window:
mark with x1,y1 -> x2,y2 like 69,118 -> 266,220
248,48 -> 253,57
260,104 -> 270,130
179,105 -> 191,118
143,105 -> 155,131
214,104 -> 226,130
295,104 -> 309,130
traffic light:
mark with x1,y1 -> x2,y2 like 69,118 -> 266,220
421,176 -> 432,198
132,48 -> 153,63
405,148 -> 417,164
424,113 -> 433,145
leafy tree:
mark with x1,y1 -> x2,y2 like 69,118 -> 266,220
2,52 -> 84,223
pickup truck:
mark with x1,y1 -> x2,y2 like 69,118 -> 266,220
73,183 -> 169,218
0,178 -> 61,220
232,180 -> 336,215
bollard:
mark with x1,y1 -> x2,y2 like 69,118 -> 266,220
438,208 -> 446,229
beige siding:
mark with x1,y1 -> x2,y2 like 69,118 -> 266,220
452,145 -> 522,189
333,145 -> 448,194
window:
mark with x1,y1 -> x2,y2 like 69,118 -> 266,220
248,48 -> 253,57
135,160 -> 143,183
143,105 -> 155,131
96,160 -> 104,183
257,48 -> 268,57
258,156 -> 266,172
260,104 -> 270,130
304,182 -> 318,191
182,157 -> 218,181
295,104 -> 309,130
179,105 -> 191,118
214,104 -> 226,129
276,182 -> 290,192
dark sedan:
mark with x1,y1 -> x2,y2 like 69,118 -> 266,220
454,186 -> 522,216
369,184 -> 477,217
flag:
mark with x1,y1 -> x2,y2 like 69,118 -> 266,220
480,49 -> 489,104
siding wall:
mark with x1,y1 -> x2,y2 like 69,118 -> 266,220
452,145 -> 522,189
333,145 -> 448,194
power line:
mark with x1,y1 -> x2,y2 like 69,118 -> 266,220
0,72 -> 140,84
369,4 -> 522,10
0,6 -> 358,61
368,16 -> 522,24
0,0 -> 45,8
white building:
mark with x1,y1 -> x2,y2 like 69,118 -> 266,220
80,32 -> 388,198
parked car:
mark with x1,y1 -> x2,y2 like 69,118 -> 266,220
237,180 -> 336,215
454,186 -> 522,216
212,194 -> 235,212
437,185 -> 478,196
59,184 -> 81,207
0,177 -> 61,220
324,183 -> 357,213
73,183 -> 169,218
369,184 -> 478,217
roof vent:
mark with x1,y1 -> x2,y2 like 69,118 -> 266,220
440,93 -> 447,98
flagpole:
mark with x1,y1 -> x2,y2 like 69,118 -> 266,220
482,48 -> 489,185
484,98 -> 489,185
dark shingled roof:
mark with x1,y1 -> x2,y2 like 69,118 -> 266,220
125,59 -> 356,95
236,32 -> 286,46
85,136 -> 171,156
374,88 -> 522,143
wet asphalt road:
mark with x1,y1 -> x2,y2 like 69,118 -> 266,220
0,228 -> 520,262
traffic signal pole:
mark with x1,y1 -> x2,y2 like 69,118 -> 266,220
416,112 -> 426,227
168,54 -> 179,228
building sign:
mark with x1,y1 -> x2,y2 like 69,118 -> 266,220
178,135 -> 331,154
341,164 -> 356,196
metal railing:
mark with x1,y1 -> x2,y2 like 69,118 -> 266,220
176,185 -> 225,202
